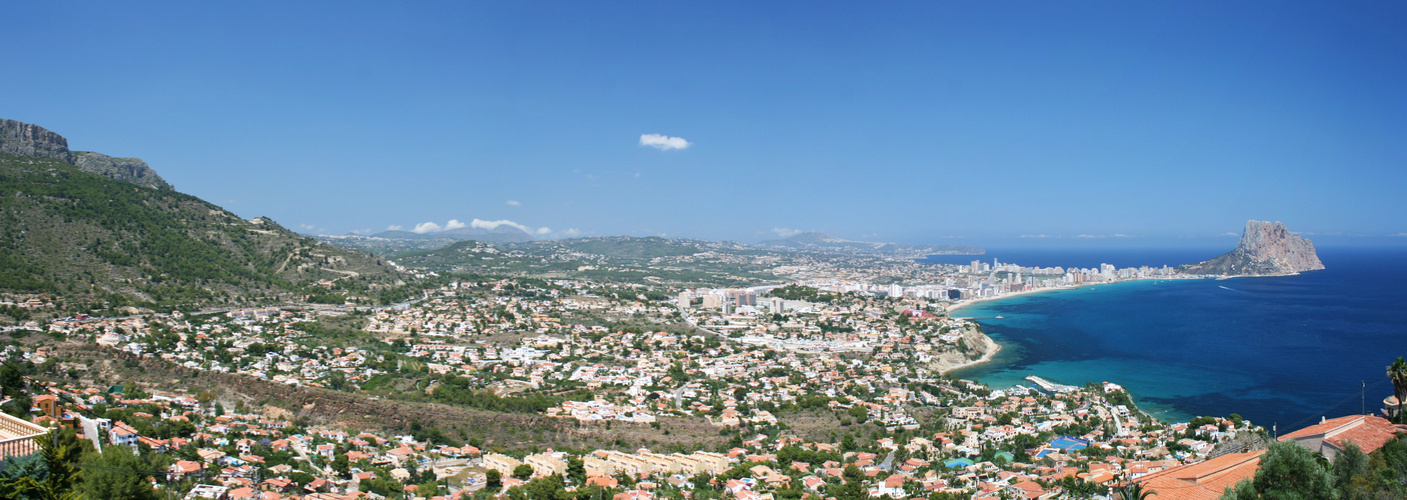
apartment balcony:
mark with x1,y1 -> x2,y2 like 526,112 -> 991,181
0,411 -> 48,459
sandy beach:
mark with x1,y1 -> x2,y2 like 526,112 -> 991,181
944,285 -> 1075,317
944,275 -> 1199,317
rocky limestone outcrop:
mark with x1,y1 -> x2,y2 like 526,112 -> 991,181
1,118 -> 170,189
1180,220 -> 1325,275
0,118 -> 75,163
74,151 -> 172,190
927,328 -> 999,374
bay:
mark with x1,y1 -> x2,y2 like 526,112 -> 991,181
926,247 -> 1407,429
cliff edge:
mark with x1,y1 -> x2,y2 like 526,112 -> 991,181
1,118 -> 74,163
73,151 -> 172,190
1,119 -> 170,189
1180,220 -> 1325,275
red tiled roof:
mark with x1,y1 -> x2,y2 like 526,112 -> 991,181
1133,450 -> 1264,500
1280,415 -> 1405,455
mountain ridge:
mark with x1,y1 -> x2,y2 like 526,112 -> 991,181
759,231 -> 984,256
0,119 -> 408,311
1,119 -> 172,190
370,224 -> 534,243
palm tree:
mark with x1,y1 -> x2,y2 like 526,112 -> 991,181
1389,356 -> 1407,424
1114,474 -> 1155,500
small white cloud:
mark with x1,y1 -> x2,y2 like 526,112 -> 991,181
560,228 -> 582,237
1391,233 -> 1407,237
471,218 -> 538,234
506,200 -> 521,206
298,223 -> 316,231
772,228 -> 803,238
387,225 -> 404,231
640,133 -> 691,150
1075,233 -> 1134,239
1222,232 -> 1239,237
1020,234 -> 1052,239
350,228 -> 373,235
399,218 -> 553,236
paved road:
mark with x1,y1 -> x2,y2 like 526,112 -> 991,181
80,418 -> 103,453
678,307 -> 722,337
1108,405 -> 1127,437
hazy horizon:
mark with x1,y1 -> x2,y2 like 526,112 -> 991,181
6,2 -> 1405,245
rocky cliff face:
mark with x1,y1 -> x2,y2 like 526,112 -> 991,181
74,151 -> 172,190
1,118 -> 170,189
1180,220 -> 1325,275
0,119 -> 75,163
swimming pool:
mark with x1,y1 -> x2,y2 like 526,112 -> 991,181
944,458 -> 974,468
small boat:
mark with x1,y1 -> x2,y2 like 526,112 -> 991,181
994,315 -> 1005,319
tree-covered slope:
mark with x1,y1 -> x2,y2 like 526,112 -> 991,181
0,152 -> 406,311
389,236 -> 779,286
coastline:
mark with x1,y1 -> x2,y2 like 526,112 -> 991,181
939,276 -> 1202,375
936,331 -> 1003,375
944,275 -> 1201,318
944,286 -> 1071,317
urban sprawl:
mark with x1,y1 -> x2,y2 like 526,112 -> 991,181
0,257 -> 1401,500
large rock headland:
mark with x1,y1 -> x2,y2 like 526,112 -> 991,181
1180,220 -> 1325,275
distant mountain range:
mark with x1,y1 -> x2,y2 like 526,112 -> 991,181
315,225 -> 534,257
323,227 -> 985,261
0,119 -> 406,310
386,235 -> 777,287
371,224 -> 534,243
758,231 -> 984,256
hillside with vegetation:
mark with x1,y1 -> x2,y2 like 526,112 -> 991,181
389,236 -> 784,287
0,126 -> 412,314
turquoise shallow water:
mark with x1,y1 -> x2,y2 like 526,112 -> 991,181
938,247 -> 1407,428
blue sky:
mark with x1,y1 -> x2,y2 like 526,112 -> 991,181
5,2 -> 1406,247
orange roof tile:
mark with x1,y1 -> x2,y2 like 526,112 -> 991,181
1133,450 -> 1264,500
1280,415 -> 1404,455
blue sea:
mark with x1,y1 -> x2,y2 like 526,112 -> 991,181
919,247 -> 1407,430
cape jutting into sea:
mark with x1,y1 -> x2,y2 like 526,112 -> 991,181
920,246 -> 1407,429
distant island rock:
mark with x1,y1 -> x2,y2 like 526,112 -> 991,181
1,119 -> 171,190
1180,220 -> 1325,275
759,231 -> 984,256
